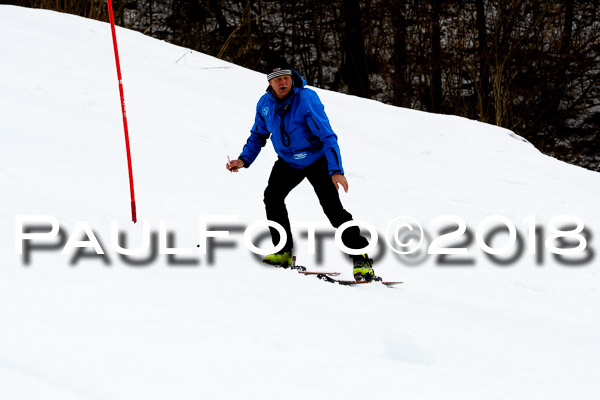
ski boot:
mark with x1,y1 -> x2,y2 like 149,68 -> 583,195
352,254 -> 375,281
263,251 -> 293,268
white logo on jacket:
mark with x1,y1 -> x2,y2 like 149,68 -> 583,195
293,152 -> 307,160
262,107 -> 269,116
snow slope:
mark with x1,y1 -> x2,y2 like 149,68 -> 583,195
1,6 -> 599,399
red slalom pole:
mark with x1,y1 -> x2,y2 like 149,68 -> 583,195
107,0 -> 137,223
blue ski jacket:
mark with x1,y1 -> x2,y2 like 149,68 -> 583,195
239,70 -> 344,175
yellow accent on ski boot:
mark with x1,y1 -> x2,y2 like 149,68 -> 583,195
353,254 -> 374,281
263,251 -> 293,267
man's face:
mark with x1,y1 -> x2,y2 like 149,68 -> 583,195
269,75 -> 292,99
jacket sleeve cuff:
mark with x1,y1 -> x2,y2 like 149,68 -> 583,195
239,156 -> 250,168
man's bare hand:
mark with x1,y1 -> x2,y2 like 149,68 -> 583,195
226,159 -> 244,173
332,174 -> 348,193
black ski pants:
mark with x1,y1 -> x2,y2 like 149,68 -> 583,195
263,156 -> 369,255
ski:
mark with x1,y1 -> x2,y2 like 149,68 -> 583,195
316,273 -> 403,287
263,257 -> 340,276
291,257 -> 341,276
265,257 -> 402,286
298,271 -> 341,276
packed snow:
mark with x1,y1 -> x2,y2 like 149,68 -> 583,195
1,6 -> 599,399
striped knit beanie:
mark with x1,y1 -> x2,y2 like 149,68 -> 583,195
267,67 -> 292,81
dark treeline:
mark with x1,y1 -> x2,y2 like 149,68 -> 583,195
12,0 -> 600,171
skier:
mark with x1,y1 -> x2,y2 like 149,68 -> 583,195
227,62 -> 374,281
